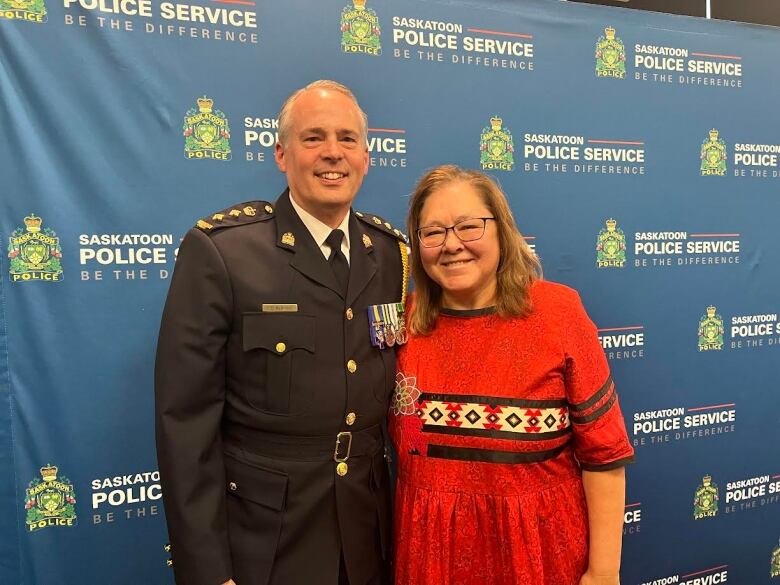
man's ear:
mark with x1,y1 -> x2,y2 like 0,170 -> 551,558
274,143 -> 286,172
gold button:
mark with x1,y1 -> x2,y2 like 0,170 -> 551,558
346,412 -> 356,426
347,360 -> 357,373
275,342 -> 286,353
229,481 -> 237,491
336,462 -> 348,476
264,204 -> 273,214
345,308 -> 353,320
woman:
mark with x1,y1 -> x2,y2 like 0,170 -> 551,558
390,165 -> 634,585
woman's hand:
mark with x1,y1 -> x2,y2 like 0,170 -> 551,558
580,571 -> 619,585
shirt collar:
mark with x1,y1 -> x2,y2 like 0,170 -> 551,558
288,191 -> 351,258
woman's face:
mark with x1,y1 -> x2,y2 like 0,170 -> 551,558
417,181 -> 500,310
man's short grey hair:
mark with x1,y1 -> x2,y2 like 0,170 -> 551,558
277,80 -> 369,147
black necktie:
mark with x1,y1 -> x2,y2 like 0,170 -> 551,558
325,229 -> 349,295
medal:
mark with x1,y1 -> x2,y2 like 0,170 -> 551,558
392,302 -> 406,345
368,304 -> 386,348
368,301 -> 406,348
384,303 -> 397,346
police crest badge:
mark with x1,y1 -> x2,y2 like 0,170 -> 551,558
0,0 -> 47,22
183,96 -> 232,161
693,474 -> 719,519
698,305 -> 724,351
771,539 -> 780,578
8,214 -> 63,283
25,464 -> 77,532
480,116 -> 515,171
700,129 -> 727,176
595,26 -> 626,79
341,0 -> 381,56
596,219 -> 626,268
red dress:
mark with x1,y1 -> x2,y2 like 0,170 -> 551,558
389,281 -> 634,585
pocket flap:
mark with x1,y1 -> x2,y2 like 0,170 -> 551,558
242,312 -> 315,353
224,452 -> 289,511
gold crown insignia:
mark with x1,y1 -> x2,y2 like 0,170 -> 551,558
706,305 -> 717,318
702,474 -> 712,485
40,464 -> 58,482
197,96 -> 214,114
605,218 -> 617,230
353,0 -> 366,8
709,129 -> 719,141
490,116 -> 503,131
24,215 -> 43,233
605,26 -> 616,40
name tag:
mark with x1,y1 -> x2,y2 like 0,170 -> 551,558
261,303 -> 298,313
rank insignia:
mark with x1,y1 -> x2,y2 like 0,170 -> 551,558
244,206 -> 257,216
368,302 -> 407,348
362,234 -> 373,248
281,232 -> 295,246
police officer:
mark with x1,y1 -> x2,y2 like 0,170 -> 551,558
155,80 -> 408,585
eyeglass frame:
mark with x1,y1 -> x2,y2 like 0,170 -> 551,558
416,217 -> 495,248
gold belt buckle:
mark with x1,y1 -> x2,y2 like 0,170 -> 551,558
334,431 -> 353,463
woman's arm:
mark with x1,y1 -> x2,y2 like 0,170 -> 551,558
580,467 -> 626,585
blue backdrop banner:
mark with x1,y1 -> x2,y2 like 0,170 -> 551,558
2,0 -> 779,583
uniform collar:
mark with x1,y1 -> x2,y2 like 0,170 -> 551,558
274,189 -> 377,303
288,191 -> 351,263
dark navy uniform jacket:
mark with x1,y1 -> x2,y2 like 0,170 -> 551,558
155,190 -> 407,585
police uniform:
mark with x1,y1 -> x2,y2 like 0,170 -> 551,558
155,190 -> 408,585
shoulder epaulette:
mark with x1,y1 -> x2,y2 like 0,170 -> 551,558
355,211 -> 408,243
195,201 -> 275,233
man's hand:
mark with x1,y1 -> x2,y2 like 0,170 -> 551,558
580,571 -> 619,585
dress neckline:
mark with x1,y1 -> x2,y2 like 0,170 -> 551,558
439,306 -> 496,318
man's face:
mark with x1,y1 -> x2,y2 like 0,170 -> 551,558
275,89 -> 369,224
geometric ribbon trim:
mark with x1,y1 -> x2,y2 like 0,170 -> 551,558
417,396 -> 570,436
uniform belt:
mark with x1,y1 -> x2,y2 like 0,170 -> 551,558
222,424 -> 383,462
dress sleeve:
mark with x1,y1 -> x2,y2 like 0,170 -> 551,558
563,290 -> 635,471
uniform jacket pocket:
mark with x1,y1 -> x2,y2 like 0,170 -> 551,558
224,452 -> 288,585
242,313 -> 315,414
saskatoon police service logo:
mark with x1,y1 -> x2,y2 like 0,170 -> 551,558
183,96 -> 231,161
693,474 -> 719,519
771,539 -> 780,578
596,218 -> 626,268
24,464 -> 77,532
480,116 -> 515,171
595,26 -> 626,79
698,305 -> 724,351
700,129 -> 727,176
0,0 -> 47,22
340,0 -> 381,56
8,214 -> 63,283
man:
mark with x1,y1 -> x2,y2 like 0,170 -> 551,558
155,80 -> 408,585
